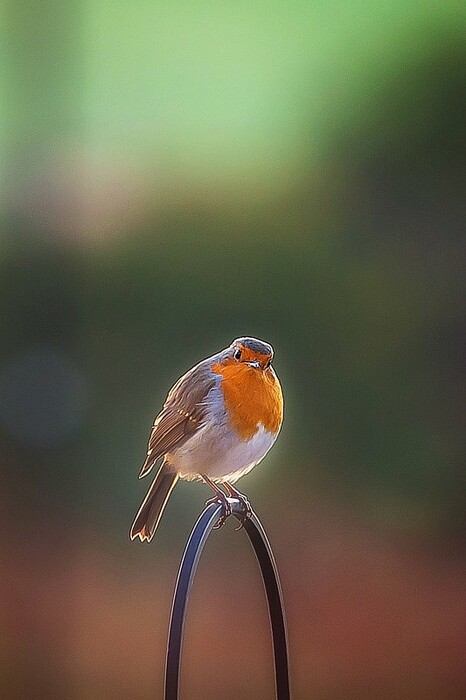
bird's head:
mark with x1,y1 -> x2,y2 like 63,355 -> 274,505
228,337 -> 274,370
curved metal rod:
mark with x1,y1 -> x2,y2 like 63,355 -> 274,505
164,499 -> 290,700
242,511 -> 290,700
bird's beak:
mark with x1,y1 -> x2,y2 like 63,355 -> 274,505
246,360 -> 261,369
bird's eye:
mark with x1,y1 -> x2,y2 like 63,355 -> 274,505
234,348 -> 242,360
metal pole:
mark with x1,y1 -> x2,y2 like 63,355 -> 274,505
242,513 -> 290,700
164,499 -> 290,700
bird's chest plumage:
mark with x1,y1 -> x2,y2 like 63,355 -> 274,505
212,361 -> 283,440
169,359 -> 283,483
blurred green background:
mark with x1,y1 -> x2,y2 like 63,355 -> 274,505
2,1 -> 465,698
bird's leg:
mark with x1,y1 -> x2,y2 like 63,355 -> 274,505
223,482 -> 252,529
202,475 -> 232,529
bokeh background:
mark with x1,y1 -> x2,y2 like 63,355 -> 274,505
2,1 -> 466,698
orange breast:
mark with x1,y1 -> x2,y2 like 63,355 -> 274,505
212,361 -> 283,440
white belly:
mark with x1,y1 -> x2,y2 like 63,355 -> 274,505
171,422 -> 277,483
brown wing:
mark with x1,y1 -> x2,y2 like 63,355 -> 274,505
139,359 -> 217,478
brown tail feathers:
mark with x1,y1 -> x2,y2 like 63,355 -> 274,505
130,463 -> 179,542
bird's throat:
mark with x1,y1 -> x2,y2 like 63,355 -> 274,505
211,361 -> 283,439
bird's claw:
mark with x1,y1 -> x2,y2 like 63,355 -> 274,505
233,494 -> 252,530
205,494 -> 232,529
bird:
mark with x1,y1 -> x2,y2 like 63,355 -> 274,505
130,336 -> 283,542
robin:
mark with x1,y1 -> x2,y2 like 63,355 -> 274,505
130,337 -> 283,542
